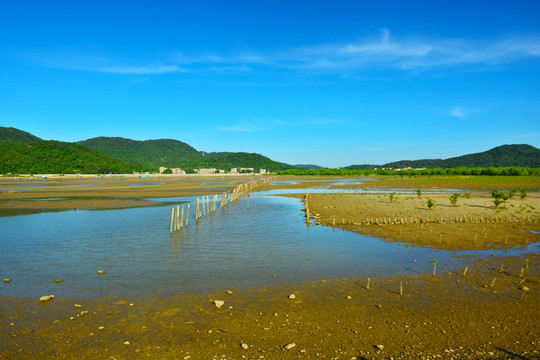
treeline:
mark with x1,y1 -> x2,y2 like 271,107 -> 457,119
278,167 -> 540,176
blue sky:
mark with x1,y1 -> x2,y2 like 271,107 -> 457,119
1,1 -> 539,167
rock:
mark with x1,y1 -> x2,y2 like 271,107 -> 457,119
124,341 -> 130,345
74,304 -> 83,309
226,290 -> 233,295
241,343 -> 249,349
98,326 -> 104,330
3,279 -> 11,283
375,345 -> 384,351
346,295 -> 352,300
97,270 -> 105,275
522,286 -> 530,291
213,300 -> 225,308
39,295 -> 55,302
288,294 -> 296,299
54,279 -> 64,283
284,343 -> 296,350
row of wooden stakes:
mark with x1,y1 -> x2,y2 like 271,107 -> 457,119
333,215 -> 537,226
170,177 -> 276,233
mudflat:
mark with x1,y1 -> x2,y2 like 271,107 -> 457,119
1,175 -> 539,359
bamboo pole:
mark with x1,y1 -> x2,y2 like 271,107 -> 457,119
186,204 -> 190,227
196,198 -> 200,220
203,196 -> 206,216
170,208 -> 174,234
180,205 -> 184,229
176,206 -> 180,232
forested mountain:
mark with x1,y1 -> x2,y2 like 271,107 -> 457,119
382,145 -> 540,168
0,140 -> 142,174
79,137 -> 202,169
0,127 -> 42,145
2,127 -> 538,174
79,137 -> 293,171
198,152 -> 294,172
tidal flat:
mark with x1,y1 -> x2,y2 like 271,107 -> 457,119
1,175 -> 539,359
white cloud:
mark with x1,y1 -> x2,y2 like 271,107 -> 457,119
31,30 -> 540,76
451,106 -> 466,118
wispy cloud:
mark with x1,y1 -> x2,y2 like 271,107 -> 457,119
451,105 -> 466,118
31,30 -> 540,77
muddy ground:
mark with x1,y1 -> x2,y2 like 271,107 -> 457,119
1,175 -> 539,359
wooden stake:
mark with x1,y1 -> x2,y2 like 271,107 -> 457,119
490,277 -> 496,287
463,267 -> 468,276
367,278 -> 370,290
400,281 -> 403,296
170,208 -> 174,234
186,204 -> 190,227
176,206 -> 180,231
180,205 -> 184,229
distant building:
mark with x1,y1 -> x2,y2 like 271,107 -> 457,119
195,168 -> 217,175
159,167 -> 185,175
259,169 -> 267,174
231,167 -> 254,174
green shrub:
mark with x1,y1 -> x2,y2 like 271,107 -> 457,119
416,189 -> 422,198
449,193 -> 460,207
427,198 -> 435,209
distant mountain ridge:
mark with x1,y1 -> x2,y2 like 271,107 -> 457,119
1,127 -> 538,174
382,144 -> 540,168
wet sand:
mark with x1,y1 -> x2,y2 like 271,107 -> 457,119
1,175 -> 539,359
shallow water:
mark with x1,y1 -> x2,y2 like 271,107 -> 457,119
1,193 -> 536,299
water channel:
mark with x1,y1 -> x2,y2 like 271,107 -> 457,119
1,183 -> 536,298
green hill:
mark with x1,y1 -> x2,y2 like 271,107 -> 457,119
79,137 -> 202,169
0,126 -> 42,145
0,140 -> 142,174
383,144 -> 540,168
79,137 -> 294,171
198,152 -> 294,172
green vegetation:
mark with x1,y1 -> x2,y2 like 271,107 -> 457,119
0,140 -> 142,174
416,189 -> 422,198
427,198 -> 435,209
389,192 -> 396,203
381,144 -> 540,168
520,189 -> 527,200
492,189 -> 510,208
79,137 -> 293,172
278,167 -> 540,176
449,193 -> 460,207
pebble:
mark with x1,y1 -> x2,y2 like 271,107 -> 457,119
39,295 -> 55,302
54,279 -> 64,283
241,343 -> 249,349
284,343 -> 296,350
97,270 -> 105,275
4,279 -> 11,283
98,326 -> 104,330
522,286 -> 530,291
213,300 -> 225,308
226,290 -> 233,295
74,304 -> 83,309
375,345 -> 384,351
124,341 -> 130,345
288,294 -> 296,299
346,295 -> 352,300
